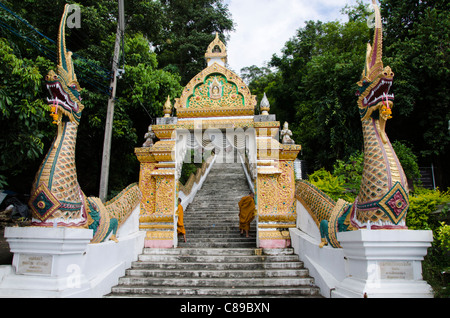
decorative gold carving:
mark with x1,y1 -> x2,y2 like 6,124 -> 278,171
258,230 -> 291,240
176,118 -> 254,130
257,160 -> 297,224
145,231 -> 173,241
151,125 -> 176,139
163,96 -> 172,118
140,215 -> 173,223
174,63 -> 256,118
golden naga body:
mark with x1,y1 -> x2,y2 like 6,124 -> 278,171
29,5 -> 141,243
296,0 -> 410,248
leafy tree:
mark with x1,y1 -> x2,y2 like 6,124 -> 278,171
155,0 -> 234,85
381,0 -> 450,188
0,36 -> 55,191
1,0 -> 228,197
240,65 -> 278,115
266,4 -> 372,171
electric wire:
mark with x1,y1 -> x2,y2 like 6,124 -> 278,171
0,1 -> 113,96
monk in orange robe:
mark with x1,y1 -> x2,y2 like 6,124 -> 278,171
177,198 -> 186,242
238,192 -> 255,238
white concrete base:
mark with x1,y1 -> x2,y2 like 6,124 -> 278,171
290,228 -> 346,298
0,205 -> 144,298
332,229 -> 434,298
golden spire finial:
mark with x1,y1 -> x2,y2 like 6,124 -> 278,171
260,92 -> 270,115
164,96 -> 172,117
205,32 -> 227,66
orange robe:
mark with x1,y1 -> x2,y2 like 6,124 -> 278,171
177,204 -> 185,235
238,195 -> 255,231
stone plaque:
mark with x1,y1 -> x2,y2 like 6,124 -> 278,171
17,254 -> 53,275
380,261 -> 413,280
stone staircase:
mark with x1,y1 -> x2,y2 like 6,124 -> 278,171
179,161 -> 256,248
106,160 -> 321,297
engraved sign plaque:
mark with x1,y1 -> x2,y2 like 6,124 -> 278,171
17,254 -> 53,275
380,261 -> 413,280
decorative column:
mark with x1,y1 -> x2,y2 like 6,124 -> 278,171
135,124 -> 177,248
254,119 -> 301,248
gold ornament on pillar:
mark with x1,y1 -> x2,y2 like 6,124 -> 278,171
163,96 -> 172,118
260,92 -> 270,115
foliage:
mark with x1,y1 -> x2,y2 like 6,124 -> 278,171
155,0 -> 234,85
407,187 -> 450,297
0,0 -> 231,197
308,168 -> 352,202
407,188 -> 450,230
0,38 -> 54,190
179,150 -> 203,185
332,150 -> 363,198
240,0 -> 450,188
437,222 -> 450,254
381,0 -> 450,187
392,140 -> 421,186
265,3 -> 373,171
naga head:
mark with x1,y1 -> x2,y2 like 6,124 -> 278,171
46,4 -> 84,125
356,0 -> 394,134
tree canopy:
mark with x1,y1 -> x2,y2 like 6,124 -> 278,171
245,0 -> 449,188
0,0 -> 234,196
0,0 -> 448,196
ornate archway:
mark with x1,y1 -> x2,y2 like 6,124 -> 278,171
135,33 -> 301,248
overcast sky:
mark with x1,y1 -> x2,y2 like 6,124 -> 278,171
223,0 -> 360,75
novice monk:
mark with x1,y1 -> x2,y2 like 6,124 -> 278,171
238,192 -> 256,238
177,198 -> 186,242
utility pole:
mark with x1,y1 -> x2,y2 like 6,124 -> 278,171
99,0 -> 125,202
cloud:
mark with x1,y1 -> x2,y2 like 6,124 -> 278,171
225,0 -> 359,75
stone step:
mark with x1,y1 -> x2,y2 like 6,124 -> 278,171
125,268 -> 309,279
177,237 -> 255,243
107,161 -> 322,298
109,286 -> 320,298
141,248 -> 291,255
137,254 -> 300,263
130,260 -> 305,271
177,242 -> 256,248
178,233 -> 256,239
117,276 -> 315,288
179,225 -> 250,231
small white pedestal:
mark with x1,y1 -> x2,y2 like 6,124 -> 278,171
0,227 -> 93,297
332,229 -> 434,298
0,205 -> 145,297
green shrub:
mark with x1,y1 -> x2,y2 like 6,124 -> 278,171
407,188 -> 450,230
407,187 -> 450,297
308,168 -> 353,202
437,222 -> 450,253
333,150 -> 363,199
392,141 -> 422,186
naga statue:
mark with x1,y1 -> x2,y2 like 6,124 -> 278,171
28,5 -> 141,243
296,0 -> 409,248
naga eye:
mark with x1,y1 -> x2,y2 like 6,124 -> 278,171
53,75 -> 58,80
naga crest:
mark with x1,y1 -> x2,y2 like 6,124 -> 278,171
356,0 -> 394,142
46,4 -> 84,125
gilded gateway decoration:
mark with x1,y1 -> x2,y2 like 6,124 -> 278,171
174,63 -> 257,118
135,32 -> 301,248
